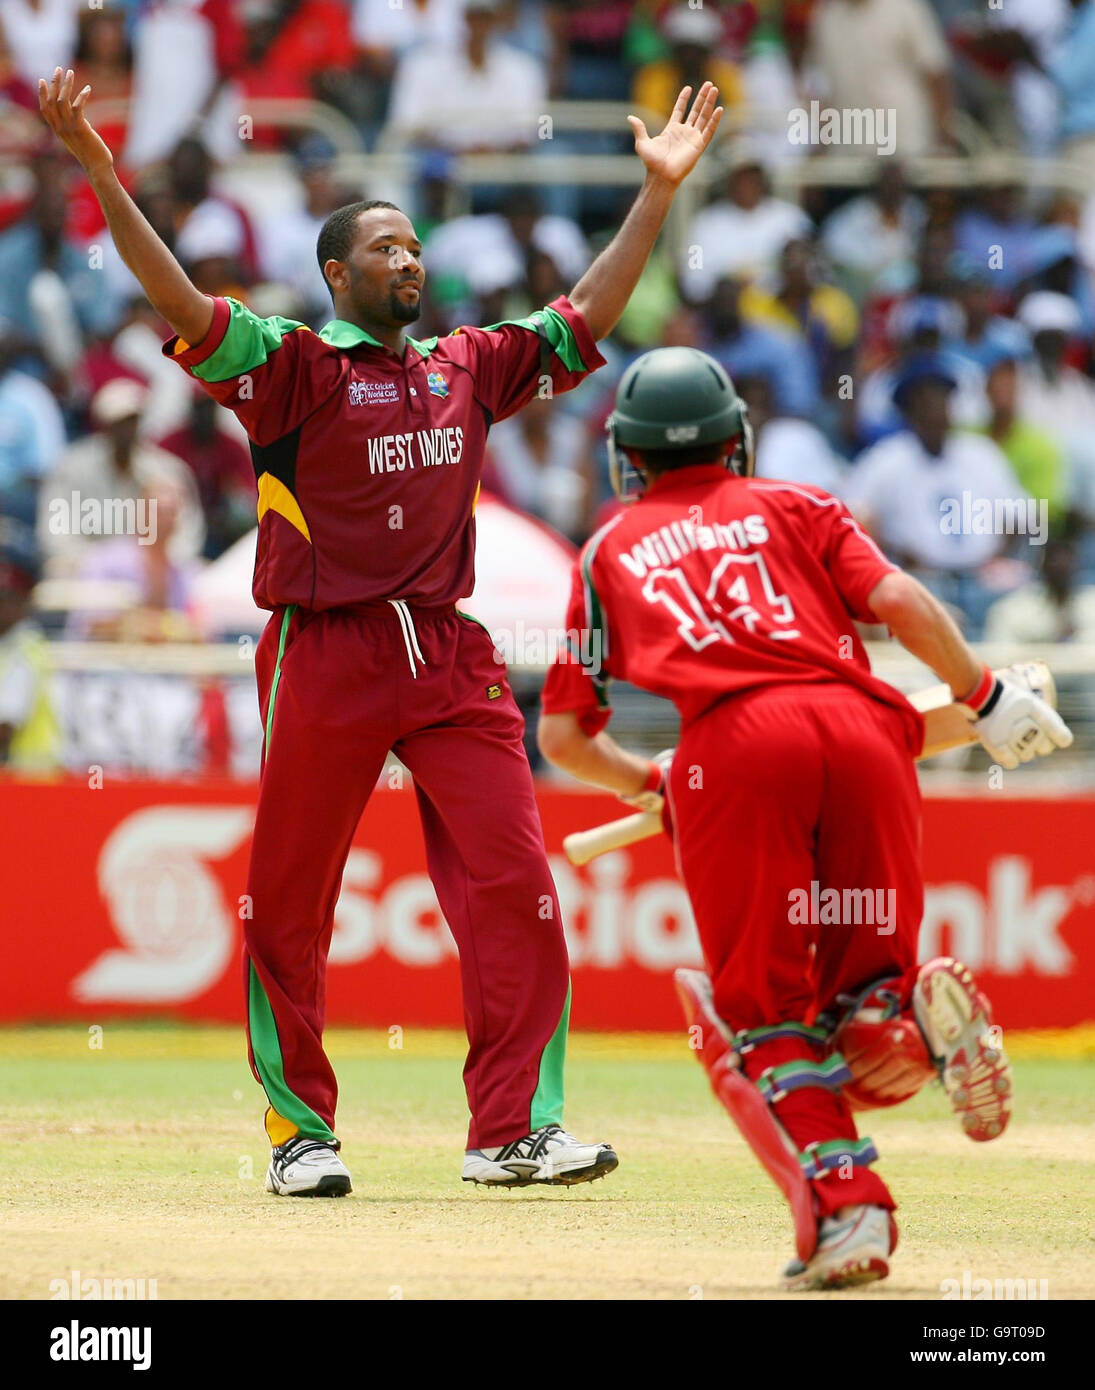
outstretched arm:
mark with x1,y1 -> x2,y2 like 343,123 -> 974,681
38,68 -> 213,347
569,82 -> 722,342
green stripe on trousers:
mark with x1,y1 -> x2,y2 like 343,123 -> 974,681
250,602 -> 333,1141
264,604 -> 296,751
530,980 -> 571,1130
247,961 -> 335,1142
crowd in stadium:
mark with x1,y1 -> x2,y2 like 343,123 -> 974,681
2,0 -> 1095,737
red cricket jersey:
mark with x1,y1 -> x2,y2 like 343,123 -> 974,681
542,464 -> 924,753
163,294 -> 603,611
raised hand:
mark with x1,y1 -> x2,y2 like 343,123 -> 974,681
627,82 -> 723,189
38,67 -> 114,175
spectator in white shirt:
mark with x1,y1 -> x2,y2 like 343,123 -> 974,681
0,316 -> 66,518
847,354 -> 1030,631
821,163 -> 926,300
808,0 -> 953,157
168,136 -> 257,292
353,0 -> 464,130
37,378 -> 205,578
0,0 -> 78,88
424,187 -> 589,311
124,0 -> 242,169
354,0 -> 463,56
737,372 -> 846,496
385,0 -> 547,152
1017,291 -> 1095,443
258,135 -> 355,324
486,393 -> 592,542
983,0 -> 1070,156
984,523 -> 1095,643
680,143 -> 812,303
1013,291 -> 1095,547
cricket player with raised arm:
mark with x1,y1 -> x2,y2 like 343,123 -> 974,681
38,68 -> 723,1197
537,346 -> 1072,1289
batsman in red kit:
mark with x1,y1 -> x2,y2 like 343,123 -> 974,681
539,346 -> 1072,1289
40,68 -> 725,1195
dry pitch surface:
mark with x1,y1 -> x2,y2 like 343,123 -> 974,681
4,1025 -> 1093,1301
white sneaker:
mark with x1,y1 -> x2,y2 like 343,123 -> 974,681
462,1125 -> 618,1188
782,1204 -> 894,1292
913,956 -> 1012,1142
265,1136 -> 353,1197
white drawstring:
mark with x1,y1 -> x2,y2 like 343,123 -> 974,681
388,599 -> 426,678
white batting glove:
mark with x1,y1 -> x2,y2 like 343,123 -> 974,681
619,748 -> 675,813
962,668 -> 1073,770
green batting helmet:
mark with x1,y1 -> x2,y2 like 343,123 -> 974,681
606,346 -> 754,499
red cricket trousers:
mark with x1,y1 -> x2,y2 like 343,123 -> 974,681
243,601 -> 571,1151
668,681 -> 923,1214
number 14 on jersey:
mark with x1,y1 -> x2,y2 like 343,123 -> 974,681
642,551 -> 801,652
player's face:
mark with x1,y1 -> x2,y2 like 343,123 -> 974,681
343,210 -> 425,327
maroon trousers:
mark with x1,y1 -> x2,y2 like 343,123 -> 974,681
243,602 -> 571,1150
668,682 -> 924,1215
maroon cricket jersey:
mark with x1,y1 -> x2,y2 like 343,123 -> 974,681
163,294 -> 604,611
542,465 -> 925,751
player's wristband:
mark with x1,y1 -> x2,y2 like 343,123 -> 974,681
640,762 -> 663,795
959,666 -> 1003,717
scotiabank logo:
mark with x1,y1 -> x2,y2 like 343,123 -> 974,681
71,808 -> 1084,1003
921,856 -> 1079,975
329,850 -> 703,971
73,807 -> 253,1003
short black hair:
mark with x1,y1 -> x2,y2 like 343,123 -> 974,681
315,200 -> 403,287
634,442 -> 731,476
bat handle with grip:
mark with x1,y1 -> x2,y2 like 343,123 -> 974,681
563,810 -> 662,867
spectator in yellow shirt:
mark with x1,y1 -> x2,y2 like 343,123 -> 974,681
632,6 -> 744,122
0,521 -> 60,773
740,237 -> 859,396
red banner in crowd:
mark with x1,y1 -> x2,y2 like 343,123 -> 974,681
3,779 -> 1093,1031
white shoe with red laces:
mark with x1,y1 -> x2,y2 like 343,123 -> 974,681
913,956 -> 1013,1142
782,1204 -> 896,1292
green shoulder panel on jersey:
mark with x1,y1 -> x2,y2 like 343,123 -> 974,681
191,297 -> 312,384
479,306 -> 588,374
407,335 -> 439,357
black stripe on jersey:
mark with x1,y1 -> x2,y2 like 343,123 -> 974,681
249,423 -> 303,491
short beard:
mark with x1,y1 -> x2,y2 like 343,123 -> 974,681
389,291 -> 421,324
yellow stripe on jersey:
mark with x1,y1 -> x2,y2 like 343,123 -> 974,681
257,472 -> 311,543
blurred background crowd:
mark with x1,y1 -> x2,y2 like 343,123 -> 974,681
2,0 -> 1095,773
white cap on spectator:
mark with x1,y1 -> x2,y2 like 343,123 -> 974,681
176,201 -> 245,266
663,7 -> 723,46
1016,291 -> 1083,338
91,378 -> 147,427
467,245 -> 525,295
726,136 -> 766,175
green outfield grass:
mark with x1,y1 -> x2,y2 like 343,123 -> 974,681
3,1026 -> 1093,1300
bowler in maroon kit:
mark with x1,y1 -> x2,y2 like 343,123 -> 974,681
38,64 -> 724,1193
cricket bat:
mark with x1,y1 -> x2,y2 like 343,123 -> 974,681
562,661 -> 1055,867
